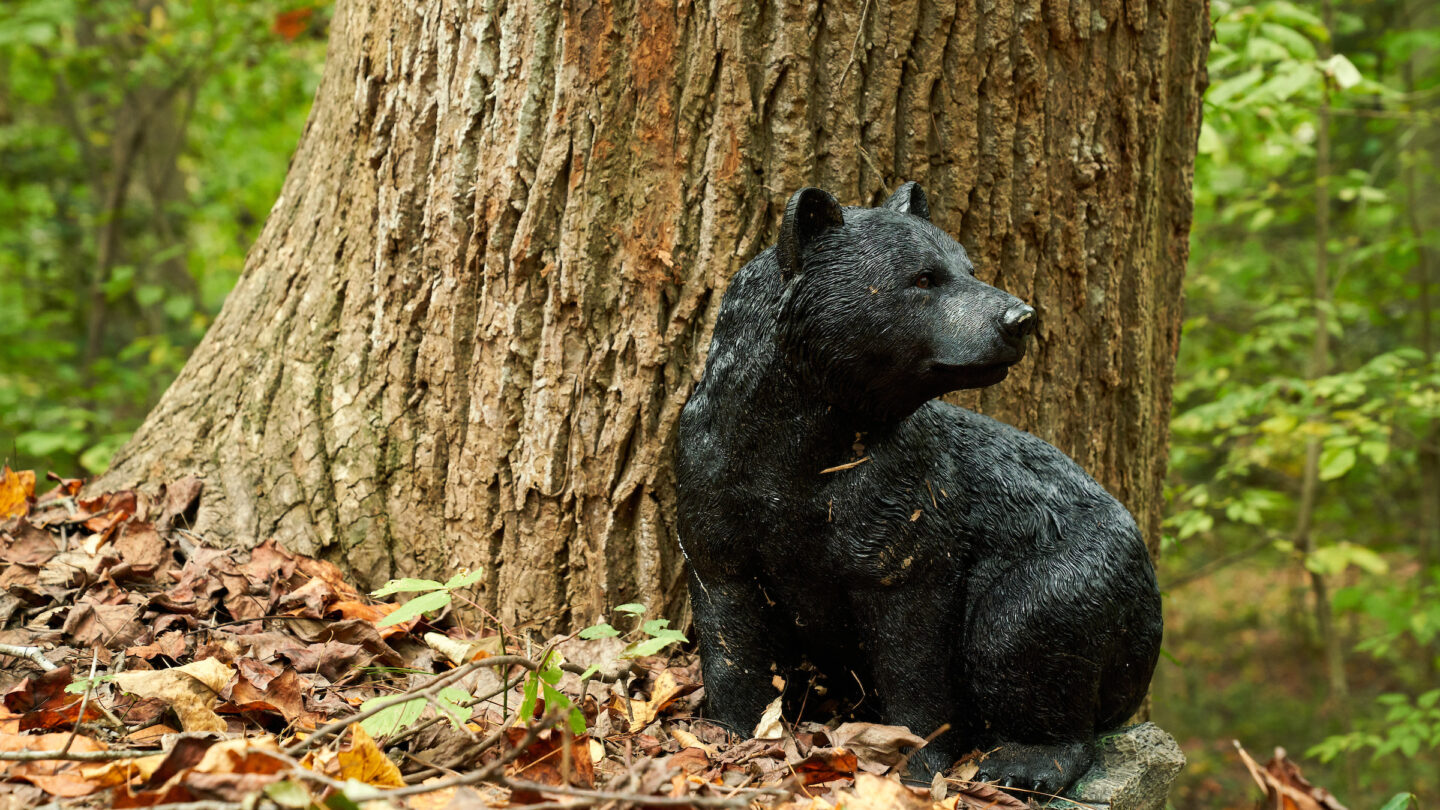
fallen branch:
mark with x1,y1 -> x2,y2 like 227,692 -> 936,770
0,643 -> 58,672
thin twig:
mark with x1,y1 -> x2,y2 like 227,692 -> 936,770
893,722 -> 950,777
819,456 -> 871,474
59,650 -> 100,756
285,657 -> 496,756
382,672 -> 526,748
0,748 -> 156,762
503,778 -> 787,807
291,712 -> 562,801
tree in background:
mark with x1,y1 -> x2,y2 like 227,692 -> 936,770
0,0 -> 325,472
1158,0 -> 1440,803
88,0 -> 1209,629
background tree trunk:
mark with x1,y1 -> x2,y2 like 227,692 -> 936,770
98,0 -> 1210,631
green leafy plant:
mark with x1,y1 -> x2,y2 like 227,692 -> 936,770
579,602 -> 688,659
514,649 -> 586,735
1308,691 -> 1440,763
358,685 -> 473,738
371,568 -> 485,626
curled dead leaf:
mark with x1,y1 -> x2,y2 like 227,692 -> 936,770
112,658 -> 234,733
753,694 -> 784,741
610,669 -> 697,732
424,631 -> 501,664
832,722 -> 926,774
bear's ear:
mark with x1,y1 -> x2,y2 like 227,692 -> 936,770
882,181 -> 930,221
777,187 -> 844,275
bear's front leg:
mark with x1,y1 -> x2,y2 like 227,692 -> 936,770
687,569 -> 798,738
852,589 -> 968,785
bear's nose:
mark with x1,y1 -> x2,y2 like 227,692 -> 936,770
1002,303 -> 1037,338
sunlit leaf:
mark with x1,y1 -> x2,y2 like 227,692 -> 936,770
371,579 -> 445,597
377,590 -> 451,626
1317,445 -> 1356,480
1320,53 -> 1363,89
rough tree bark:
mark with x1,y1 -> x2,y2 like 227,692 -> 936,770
98,0 -> 1210,630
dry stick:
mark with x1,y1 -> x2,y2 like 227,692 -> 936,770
292,713 -> 562,802
1162,536 -> 1276,590
289,643 -> 613,757
434,719 -> 516,772
966,782 -> 1104,810
58,649 -> 101,756
285,657 -> 496,757
382,671 -> 528,749
819,456 -> 871,474
0,643 -> 58,672
891,722 -> 951,779
502,778 -> 786,808
48,804 -> 240,810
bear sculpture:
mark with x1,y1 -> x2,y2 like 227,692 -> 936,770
674,182 -> 1163,797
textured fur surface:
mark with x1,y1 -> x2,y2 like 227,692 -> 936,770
674,183 -> 1163,795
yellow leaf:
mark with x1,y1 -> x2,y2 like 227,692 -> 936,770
670,726 -> 717,756
335,725 -> 405,787
80,754 -> 166,788
0,467 -> 35,519
613,669 -> 690,730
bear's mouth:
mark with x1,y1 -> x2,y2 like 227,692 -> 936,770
929,359 -> 1015,388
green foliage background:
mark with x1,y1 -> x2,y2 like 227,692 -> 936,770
1153,0 -> 1440,805
0,0 -> 325,473
1,0 -> 1438,806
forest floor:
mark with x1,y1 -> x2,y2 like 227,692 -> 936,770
0,467 -> 1342,810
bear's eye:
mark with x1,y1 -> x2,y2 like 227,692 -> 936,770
914,272 -> 935,289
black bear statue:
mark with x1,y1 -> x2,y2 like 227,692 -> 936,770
674,182 -> 1163,797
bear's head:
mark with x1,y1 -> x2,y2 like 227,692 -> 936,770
775,182 -> 1036,421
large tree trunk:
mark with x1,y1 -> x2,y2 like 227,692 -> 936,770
99,0 -> 1209,630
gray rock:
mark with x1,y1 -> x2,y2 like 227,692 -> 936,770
1045,723 -> 1186,810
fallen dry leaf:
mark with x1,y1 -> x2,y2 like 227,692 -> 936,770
671,726 -> 718,756
610,669 -> 696,731
754,694 -> 785,740
0,731 -> 108,797
793,747 -> 859,786
80,754 -> 167,789
74,491 -> 138,537
126,629 -> 187,661
327,724 -> 406,787
827,773 -> 934,810
832,722 -> 926,774
950,780 -> 1030,810
1235,741 -> 1348,810
0,468 -> 35,520
3,667 -> 106,732
62,602 -> 144,649
114,736 -> 289,808
113,657 -> 234,732
504,727 -> 596,792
